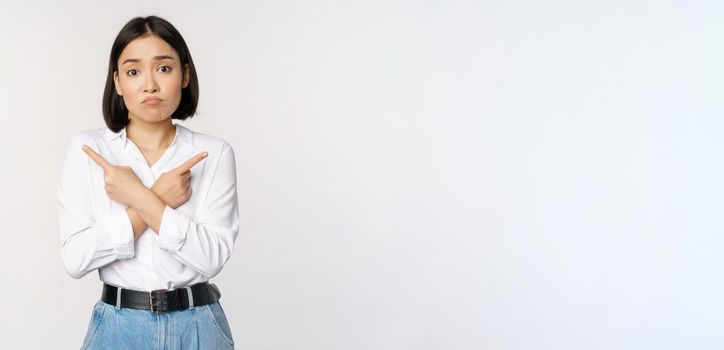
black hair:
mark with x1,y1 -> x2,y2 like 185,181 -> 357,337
102,16 -> 199,132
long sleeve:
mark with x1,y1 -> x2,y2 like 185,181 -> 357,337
57,135 -> 135,279
157,142 -> 239,278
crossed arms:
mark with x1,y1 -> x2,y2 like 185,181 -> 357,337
81,144 -> 207,238
57,136 -> 239,280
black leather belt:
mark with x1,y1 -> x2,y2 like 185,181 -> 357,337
101,282 -> 221,313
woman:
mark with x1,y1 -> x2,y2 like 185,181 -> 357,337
57,15 -> 238,349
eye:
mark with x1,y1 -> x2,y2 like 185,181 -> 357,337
126,69 -> 139,76
158,66 -> 172,73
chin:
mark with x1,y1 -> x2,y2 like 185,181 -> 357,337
130,114 -> 171,124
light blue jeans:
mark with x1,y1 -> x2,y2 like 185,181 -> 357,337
80,299 -> 235,349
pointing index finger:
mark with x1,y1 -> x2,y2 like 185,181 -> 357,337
82,144 -> 112,171
174,152 -> 208,174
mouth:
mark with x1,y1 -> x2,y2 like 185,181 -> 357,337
143,98 -> 163,105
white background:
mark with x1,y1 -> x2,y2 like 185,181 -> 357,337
1,0 -> 722,349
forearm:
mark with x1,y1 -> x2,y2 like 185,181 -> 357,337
58,207 -> 136,279
126,207 -> 147,239
127,187 -> 173,238
129,188 -> 167,234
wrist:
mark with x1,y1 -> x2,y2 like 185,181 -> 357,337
130,186 -> 157,209
129,187 -> 166,234
126,207 -> 148,239
149,184 -> 159,196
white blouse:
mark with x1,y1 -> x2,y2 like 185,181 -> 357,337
56,123 -> 239,291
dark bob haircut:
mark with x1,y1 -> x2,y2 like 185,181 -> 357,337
102,16 -> 199,132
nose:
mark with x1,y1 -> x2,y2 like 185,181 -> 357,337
143,73 -> 159,93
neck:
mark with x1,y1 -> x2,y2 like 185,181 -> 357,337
126,118 -> 176,151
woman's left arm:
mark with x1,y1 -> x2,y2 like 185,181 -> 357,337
153,143 -> 240,278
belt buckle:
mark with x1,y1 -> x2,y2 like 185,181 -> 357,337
149,289 -> 165,314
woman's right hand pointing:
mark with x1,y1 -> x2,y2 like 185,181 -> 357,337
82,145 -> 147,208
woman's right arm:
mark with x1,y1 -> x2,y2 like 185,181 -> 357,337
57,134 -> 136,279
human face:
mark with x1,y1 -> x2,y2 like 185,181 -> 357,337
113,34 -> 190,124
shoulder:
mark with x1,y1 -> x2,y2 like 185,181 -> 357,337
179,124 -> 235,156
63,127 -> 110,150
58,128 -> 107,175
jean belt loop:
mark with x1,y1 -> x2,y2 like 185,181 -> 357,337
184,286 -> 194,309
115,287 -> 123,310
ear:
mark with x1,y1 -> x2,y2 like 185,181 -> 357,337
182,63 -> 190,88
113,71 -> 123,96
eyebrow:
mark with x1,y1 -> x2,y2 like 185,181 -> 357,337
121,55 -> 176,66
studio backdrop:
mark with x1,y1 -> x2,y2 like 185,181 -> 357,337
0,0 -> 722,349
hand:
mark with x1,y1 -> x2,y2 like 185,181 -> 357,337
82,145 -> 147,207
151,152 -> 208,209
